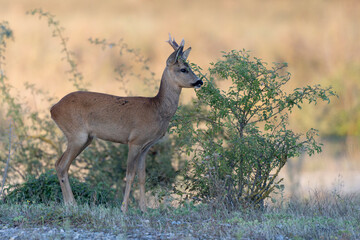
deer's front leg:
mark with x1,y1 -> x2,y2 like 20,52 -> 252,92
121,144 -> 142,213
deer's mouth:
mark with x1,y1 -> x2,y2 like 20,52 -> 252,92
192,79 -> 203,89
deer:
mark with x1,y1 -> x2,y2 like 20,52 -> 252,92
50,35 -> 203,213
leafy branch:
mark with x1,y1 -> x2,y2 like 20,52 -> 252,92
27,8 -> 87,91
88,37 -> 157,95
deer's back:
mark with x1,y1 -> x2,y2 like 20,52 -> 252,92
50,91 -> 167,145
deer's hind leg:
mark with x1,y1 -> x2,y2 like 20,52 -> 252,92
55,132 -> 93,205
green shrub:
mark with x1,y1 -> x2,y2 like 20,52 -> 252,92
3,170 -> 118,206
172,50 -> 336,209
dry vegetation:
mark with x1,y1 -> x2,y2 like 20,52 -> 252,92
2,0 -> 358,192
1,1 -> 360,238
1,0 -> 359,108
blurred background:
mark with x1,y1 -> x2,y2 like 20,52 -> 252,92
1,0 -> 359,197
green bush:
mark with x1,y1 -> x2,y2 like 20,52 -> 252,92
3,170 -> 118,206
172,50 -> 336,209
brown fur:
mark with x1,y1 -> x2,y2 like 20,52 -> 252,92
50,37 -> 202,212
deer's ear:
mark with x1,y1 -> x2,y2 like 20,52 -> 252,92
167,45 -> 183,66
181,47 -> 191,61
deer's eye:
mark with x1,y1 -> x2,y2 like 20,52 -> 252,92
180,68 -> 188,73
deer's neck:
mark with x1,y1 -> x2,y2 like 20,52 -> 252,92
153,68 -> 182,120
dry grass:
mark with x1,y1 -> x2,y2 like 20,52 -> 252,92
0,189 -> 359,239
1,0 -> 359,139
1,0 -> 359,100
1,0 -> 359,223
1,4 -> 359,176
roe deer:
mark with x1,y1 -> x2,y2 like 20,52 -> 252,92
50,35 -> 203,212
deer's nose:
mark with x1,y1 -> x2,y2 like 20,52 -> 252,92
192,79 -> 203,88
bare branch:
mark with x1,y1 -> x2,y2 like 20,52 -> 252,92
1,121 -> 12,200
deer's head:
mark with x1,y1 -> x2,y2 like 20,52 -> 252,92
166,35 -> 203,89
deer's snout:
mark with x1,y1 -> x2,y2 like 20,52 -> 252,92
192,79 -> 203,89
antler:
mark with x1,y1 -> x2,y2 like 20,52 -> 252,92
167,33 -> 185,50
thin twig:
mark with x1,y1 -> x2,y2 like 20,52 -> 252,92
1,121 -> 12,199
